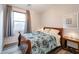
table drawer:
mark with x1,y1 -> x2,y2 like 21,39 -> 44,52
67,41 -> 78,49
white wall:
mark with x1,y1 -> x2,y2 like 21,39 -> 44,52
41,5 -> 79,28
41,9 -> 64,28
41,5 -> 79,48
30,10 -> 41,31
41,5 -> 79,35
0,5 -> 4,53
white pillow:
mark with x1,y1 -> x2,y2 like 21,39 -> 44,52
41,29 -> 50,34
37,28 -> 50,33
49,29 -> 59,34
44,29 -> 50,32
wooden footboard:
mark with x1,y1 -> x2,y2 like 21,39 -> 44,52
18,34 -> 32,54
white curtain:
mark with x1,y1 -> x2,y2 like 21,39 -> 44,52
5,5 -> 13,37
24,10 -> 32,33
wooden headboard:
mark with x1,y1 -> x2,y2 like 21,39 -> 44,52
43,27 -> 63,46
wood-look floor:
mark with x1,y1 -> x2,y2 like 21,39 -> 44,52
2,43 -> 72,54
2,36 -> 72,54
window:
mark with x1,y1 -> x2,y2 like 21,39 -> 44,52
13,12 -> 26,34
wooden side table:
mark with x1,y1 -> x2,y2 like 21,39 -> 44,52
63,36 -> 79,54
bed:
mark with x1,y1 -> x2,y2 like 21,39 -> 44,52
18,27 -> 63,54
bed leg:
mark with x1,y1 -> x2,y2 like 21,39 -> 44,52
18,32 -> 21,46
25,40 -> 32,54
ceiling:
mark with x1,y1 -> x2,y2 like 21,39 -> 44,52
11,4 -> 79,13
11,4 -> 52,13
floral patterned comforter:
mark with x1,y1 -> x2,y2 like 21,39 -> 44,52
23,31 -> 58,54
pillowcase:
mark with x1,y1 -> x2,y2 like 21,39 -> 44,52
49,29 -> 59,34
37,28 -> 50,33
44,29 -> 50,32
37,28 -> 59,35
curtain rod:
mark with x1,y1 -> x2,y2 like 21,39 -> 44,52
7,4 -> 29,11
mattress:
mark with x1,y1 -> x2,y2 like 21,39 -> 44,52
22,31 -> 60,54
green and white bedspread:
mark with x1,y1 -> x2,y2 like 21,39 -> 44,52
23,31 -> 58,54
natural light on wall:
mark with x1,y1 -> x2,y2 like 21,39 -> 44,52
13,11 -> 26,35
65,31 -> 78,39
63,13 -> 79,39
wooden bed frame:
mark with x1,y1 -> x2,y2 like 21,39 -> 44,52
18,27 -> 63,54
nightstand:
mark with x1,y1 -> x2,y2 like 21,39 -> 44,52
63,36 -> 79,54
